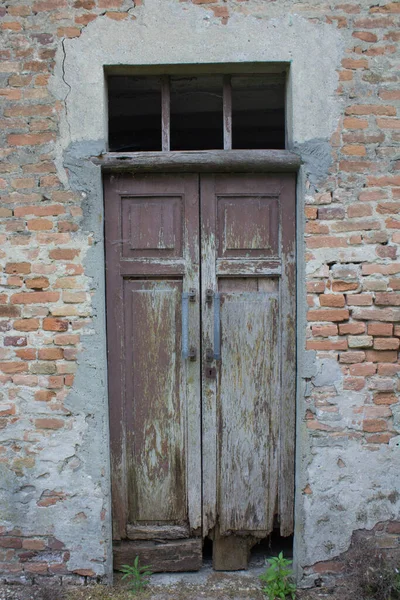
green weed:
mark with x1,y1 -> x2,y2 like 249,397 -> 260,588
259,552 -> 296,600
119,556 -> 152,595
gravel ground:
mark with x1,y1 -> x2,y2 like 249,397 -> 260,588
0,572 -> 355,600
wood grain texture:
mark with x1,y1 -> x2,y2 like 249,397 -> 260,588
217,286 -> 280,536
105,174 -> 201,550
201,174 -> 296,569
124,280 -> 185,522
93,150 -> 301,172
113,539 -> 202,572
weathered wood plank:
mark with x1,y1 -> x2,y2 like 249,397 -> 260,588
92,150 -> 301,172
213,534 -> 253,571
278,174 -> 296,536
113,539 -> 202,572
124,280 -> 185,522
126,524 -> 189,540
217,288 -> 280,536
216,258 -> 281,277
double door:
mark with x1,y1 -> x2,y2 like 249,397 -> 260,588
105,172 -> 296,571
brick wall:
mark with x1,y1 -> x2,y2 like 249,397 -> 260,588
0,0 -> 399,586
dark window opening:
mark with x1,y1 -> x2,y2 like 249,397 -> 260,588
170,75 -> 223,151
108,72 -> 286,152
108,76 -> 162,152
232,75 -> 285,150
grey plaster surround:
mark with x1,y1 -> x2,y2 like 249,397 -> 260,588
47,0 -> 386,583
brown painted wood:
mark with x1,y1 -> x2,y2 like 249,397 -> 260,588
200,173 -> 296,570
93,150 -> 301,172
104,173 -> 201,557
113,539 -> 202,572
105,171 -> 296,572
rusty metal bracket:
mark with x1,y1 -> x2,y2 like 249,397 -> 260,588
189,288 -> 196,302
206,348 -> 214,363
206,289 -> 214,305
189,346 -> 197,361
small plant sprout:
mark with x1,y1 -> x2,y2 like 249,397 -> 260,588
259,552 -> 296,600
120,556 -> 152,595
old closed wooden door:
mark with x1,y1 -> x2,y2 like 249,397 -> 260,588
105,172 -> 296,572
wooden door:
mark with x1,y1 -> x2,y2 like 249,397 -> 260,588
105,174 -> 202,571
200,174 -> 296,570
105,172 -> 296,572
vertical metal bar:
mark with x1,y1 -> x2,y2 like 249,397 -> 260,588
161,76 -> 170,151
213,292 -> 221,360
182,292 -> 189,359
223,75 -> 232,150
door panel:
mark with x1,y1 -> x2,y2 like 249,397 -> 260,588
105,171 -> 296,572
104,174 -> 201,564
200,174 -> 296,568
124,279 -> 185,523
217,284 -> 280,536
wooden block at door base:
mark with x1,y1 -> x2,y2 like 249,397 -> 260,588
113,539 -> 202,572
213,535 -> 254,571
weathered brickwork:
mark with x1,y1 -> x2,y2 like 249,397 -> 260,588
0,0 -> 399,586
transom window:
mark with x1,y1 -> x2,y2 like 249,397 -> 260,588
107,72 -> 286,152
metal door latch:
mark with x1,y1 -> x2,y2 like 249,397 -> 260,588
188,346 -> 197,361
206,289 -> 214,305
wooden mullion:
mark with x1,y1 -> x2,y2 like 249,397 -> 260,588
223,75 -> 232,150
161,76 -> 170,151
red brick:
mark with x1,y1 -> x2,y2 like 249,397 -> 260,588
311,325 -> 338,337
346,294 -> 373,306
306,340 -> 348,351
4,336 -> 27,347
354,17 -> 395,27
373,393 -> 398,405
13,319 -> 39,332
34,418 -> 64,429
49,249 -> 80,260
365,350 -> 398,363
362,419 -> 388,432
343,117 -> 368,129
25,277 -> 49,290
0,362 -> 28,374
375,292 -> 400,305
341,58 -> 368,69
5,262 -> 31,275
349,362 -> 376,376
7,133 -> 56,146
339,322 -> 365,335
366,433 -> 395,444
0,306 -> 20,318
352,31 -> 378,42
11,292 -> 59,304
38,348 -> 63,360
57,26 -> 81,38
319,294 -> 345,307
373,338 -> 400,350
332,282 -> 359,293
35,390 -> 56,402
0,538 -> 22,549
345,104 -> 396,116
344,377 -> 365,391
368,323 -> 393,336
43,318 -> 68,331
377,118 -> 400,129
307,281 -> 325,293
339,351 -> 366,364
